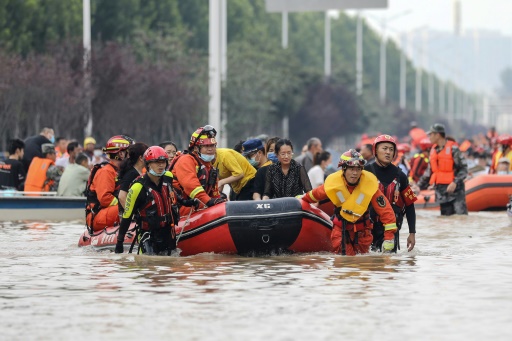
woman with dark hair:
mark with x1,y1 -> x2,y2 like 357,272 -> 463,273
159,141 -> 178,165
262,139 -> 312,199
308,151 -> 332,188
118,142 -> 149,209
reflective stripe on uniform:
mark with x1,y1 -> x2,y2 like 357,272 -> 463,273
308,191 -> 318,202
190,186 -> 205,199
384,223 -> 397,231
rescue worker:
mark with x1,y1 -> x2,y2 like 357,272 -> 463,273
409,137 -> 432,183
301,149 -> 397,255
170,125 -> 225,215
115,146 -> 198,255
85,135 -> 134,232
489,134 -> 512,174
365,135 -> 417,252
24,143 -> 62,194
418,124 -> 468,216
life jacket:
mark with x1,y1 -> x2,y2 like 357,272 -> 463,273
324,170 -> 378,223
85,161 -> 119,218
409,152 -> 429,182
429,140 -> 456,185
135,175 -> 178,234
367,165 -> 407,228
24,157 -> 54,194
169,150 -> 218,198
491,149 -> 512,173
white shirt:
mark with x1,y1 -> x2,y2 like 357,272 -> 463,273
307,165 -> 325,189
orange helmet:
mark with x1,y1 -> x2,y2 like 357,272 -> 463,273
189,125 -> 217,149
373,134 -> 397,158
143,146 -> 168,163
103,135 -> 134,154
419,137 -> 433,151
338,149 -> 366,168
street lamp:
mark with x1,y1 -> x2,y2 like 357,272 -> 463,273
365,10 -> 411,104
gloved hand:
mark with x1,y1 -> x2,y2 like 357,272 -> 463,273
206,197 -> 226,207
115,239 -> 124,254
183,198 -> 201,209
382,239 -> 395,253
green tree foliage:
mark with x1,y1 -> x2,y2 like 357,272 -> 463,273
0,0 -> 477,148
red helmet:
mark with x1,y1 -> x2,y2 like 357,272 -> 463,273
103,135 -> 134,154
397,143 -> 411,153
497,134 -> 512,146
189,125 -> 217,149
143,146 -> 168,163
373,134 -> 397,158
338,149 -> 366,168
419,137 -> 433,151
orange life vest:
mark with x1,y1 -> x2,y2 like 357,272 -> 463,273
409,152 -> 429,182
429,140 -> 456,185
24,157 -> 54,194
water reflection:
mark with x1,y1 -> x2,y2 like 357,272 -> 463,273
0,212 -> 510,340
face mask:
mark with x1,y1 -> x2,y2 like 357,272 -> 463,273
199,154 -> 215,162
248,158 -> 259,167
267,152 -> 278,163
149,168 -> 165,177
94,150 -> 103,157
49,135 -> 55,144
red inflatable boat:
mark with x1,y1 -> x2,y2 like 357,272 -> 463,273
78,198 -> 333,255
415,174 -> 512,211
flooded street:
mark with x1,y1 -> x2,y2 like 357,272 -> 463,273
1,210 -> 511,340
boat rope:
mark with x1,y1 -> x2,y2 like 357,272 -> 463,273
176,207 -> 194,245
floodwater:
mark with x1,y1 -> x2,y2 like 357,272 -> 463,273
1,210 -> 511,341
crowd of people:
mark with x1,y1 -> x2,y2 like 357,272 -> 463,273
1,121 -> 509,256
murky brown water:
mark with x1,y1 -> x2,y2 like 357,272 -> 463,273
1,210 -> 511,340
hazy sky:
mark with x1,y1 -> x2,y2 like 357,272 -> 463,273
349,0 -> 512,37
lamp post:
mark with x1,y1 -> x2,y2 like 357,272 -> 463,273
369,10 -> 411,104
83,0 -> 92,138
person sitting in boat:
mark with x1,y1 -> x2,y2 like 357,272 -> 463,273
159,141 -> 178,167
115,146 -> 199,255
242,138 -> 272,200
365,135 -> 417,252
418,124 -> 468,216
409,137 -> 432,183
85,135 -> 134,232
24,143 -> 62,194
301,149 -> 397,256
490,134 -> 512,174
171,125 -> 225,215
214,146 -> 256,201
496,157 -> 511,175
307,151 -> 332,189
118,142 -> 148,210
0,139 -> 26,191
262,139 -> 312,200
265,137 -> 280,164
57,153 -> 90,197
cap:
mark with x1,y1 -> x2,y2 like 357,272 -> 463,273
498,157 -> 511,164
84,137 -> 96,146
242,138 -> 264,156
41,143 -> 56,154
427,123 -> 446,135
